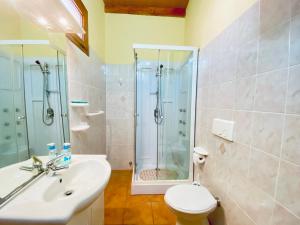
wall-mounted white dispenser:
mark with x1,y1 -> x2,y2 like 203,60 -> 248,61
193,147 -> 208,165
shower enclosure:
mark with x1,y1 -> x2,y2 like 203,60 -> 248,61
0,40 -> 70,168
132,44 -> 198,194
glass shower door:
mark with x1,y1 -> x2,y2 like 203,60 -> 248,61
57,51 -> 70,143
157,51 -> 193,180
0,45 -> 29,168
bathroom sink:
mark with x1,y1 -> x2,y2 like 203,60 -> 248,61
43,160 -> 104,202
0,155 -> 111,225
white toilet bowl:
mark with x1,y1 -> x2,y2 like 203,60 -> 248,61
164,184 -> 217,225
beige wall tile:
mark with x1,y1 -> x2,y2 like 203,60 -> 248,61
292,0 -> 300,18
229,143 -> 251,176
228,173 -> 275,225
235,77 -> 255,110
258,22 -> 289,73
286,65 -> 300,114
276,161 -> 300,217
238,2 -> 260,44
234,111 -> 253,145
248,148 -> 280,195
194,1 -> 299,225
290,15 -> 300,66
236,40 -> 258,78
282,115 -> 300,165
254,69 -> 287,113
272,203 -> 300,225
252,113 -> 283,157
260,0 -> 291,32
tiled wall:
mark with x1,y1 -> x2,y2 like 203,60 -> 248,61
196,0 -> 300,225
67,42 -> 106,155
106,64 -> 134,169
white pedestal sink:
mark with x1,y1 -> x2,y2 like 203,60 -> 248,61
0,155 -> 111,225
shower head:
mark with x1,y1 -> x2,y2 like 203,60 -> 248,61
35,60 -> 44,72
35,60 -> 49,74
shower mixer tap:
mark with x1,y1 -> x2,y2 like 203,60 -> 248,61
154,64 -> 164,125
35,60 -> 54,126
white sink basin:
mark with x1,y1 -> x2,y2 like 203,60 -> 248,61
0,155 -> 111,225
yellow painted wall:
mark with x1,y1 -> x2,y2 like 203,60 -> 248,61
82,0 -> 105,60
0,2 -> 21,40
185,0 -> 257,47
105,13 -> 185,64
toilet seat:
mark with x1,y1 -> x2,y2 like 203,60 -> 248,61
164,184 -> 217,214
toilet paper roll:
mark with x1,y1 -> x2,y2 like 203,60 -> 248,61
193,153 -> 206,165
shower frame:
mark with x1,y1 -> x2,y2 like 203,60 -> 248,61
132,44 -> 199,194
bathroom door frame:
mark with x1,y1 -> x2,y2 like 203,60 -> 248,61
133,44 -> 199,183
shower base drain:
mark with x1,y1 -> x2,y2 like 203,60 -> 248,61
139,169 -> 178,181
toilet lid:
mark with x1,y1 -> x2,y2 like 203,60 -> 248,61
164,184 -> 217,214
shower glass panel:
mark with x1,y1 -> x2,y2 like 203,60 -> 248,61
0,45 -> 29,167
134,45 -> 197,184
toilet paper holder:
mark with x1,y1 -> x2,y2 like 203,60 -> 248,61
193,147 -> 208,164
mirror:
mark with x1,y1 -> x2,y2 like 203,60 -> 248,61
0,43 -> 70,168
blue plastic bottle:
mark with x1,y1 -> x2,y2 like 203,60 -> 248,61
47,143 -> 57,160
61,143 -> 72,166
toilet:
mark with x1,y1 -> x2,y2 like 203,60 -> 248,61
164,184 -> 217,225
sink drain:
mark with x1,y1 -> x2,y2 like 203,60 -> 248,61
64,190 -> 74,196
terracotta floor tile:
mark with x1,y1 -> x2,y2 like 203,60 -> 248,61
126,194 -> 151,205
105,170 -> 177,225
104,208 -> 124,224
105,187 -> 128,208
152,202 -> 176,225
149,195 -> 165,202
123,202 -> 154,225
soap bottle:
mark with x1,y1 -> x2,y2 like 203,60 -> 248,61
47,143 -> 57,160
61,143 -> 72,166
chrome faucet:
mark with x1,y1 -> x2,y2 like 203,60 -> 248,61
1,155 -> 69,208
20,155 -> 44,174
45,154 -> 69,175
20,155 -> 69,175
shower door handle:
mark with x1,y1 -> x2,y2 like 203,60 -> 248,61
17,115 -> 26,120
154,109 -> 158,118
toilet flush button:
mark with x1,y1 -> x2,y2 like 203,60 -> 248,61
212,118 -> 235,141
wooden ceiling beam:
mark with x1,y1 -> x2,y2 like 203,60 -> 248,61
104,6 -> 186,17
103,0 -> 189,9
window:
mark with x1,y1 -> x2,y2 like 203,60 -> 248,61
65,0 -> 89,55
